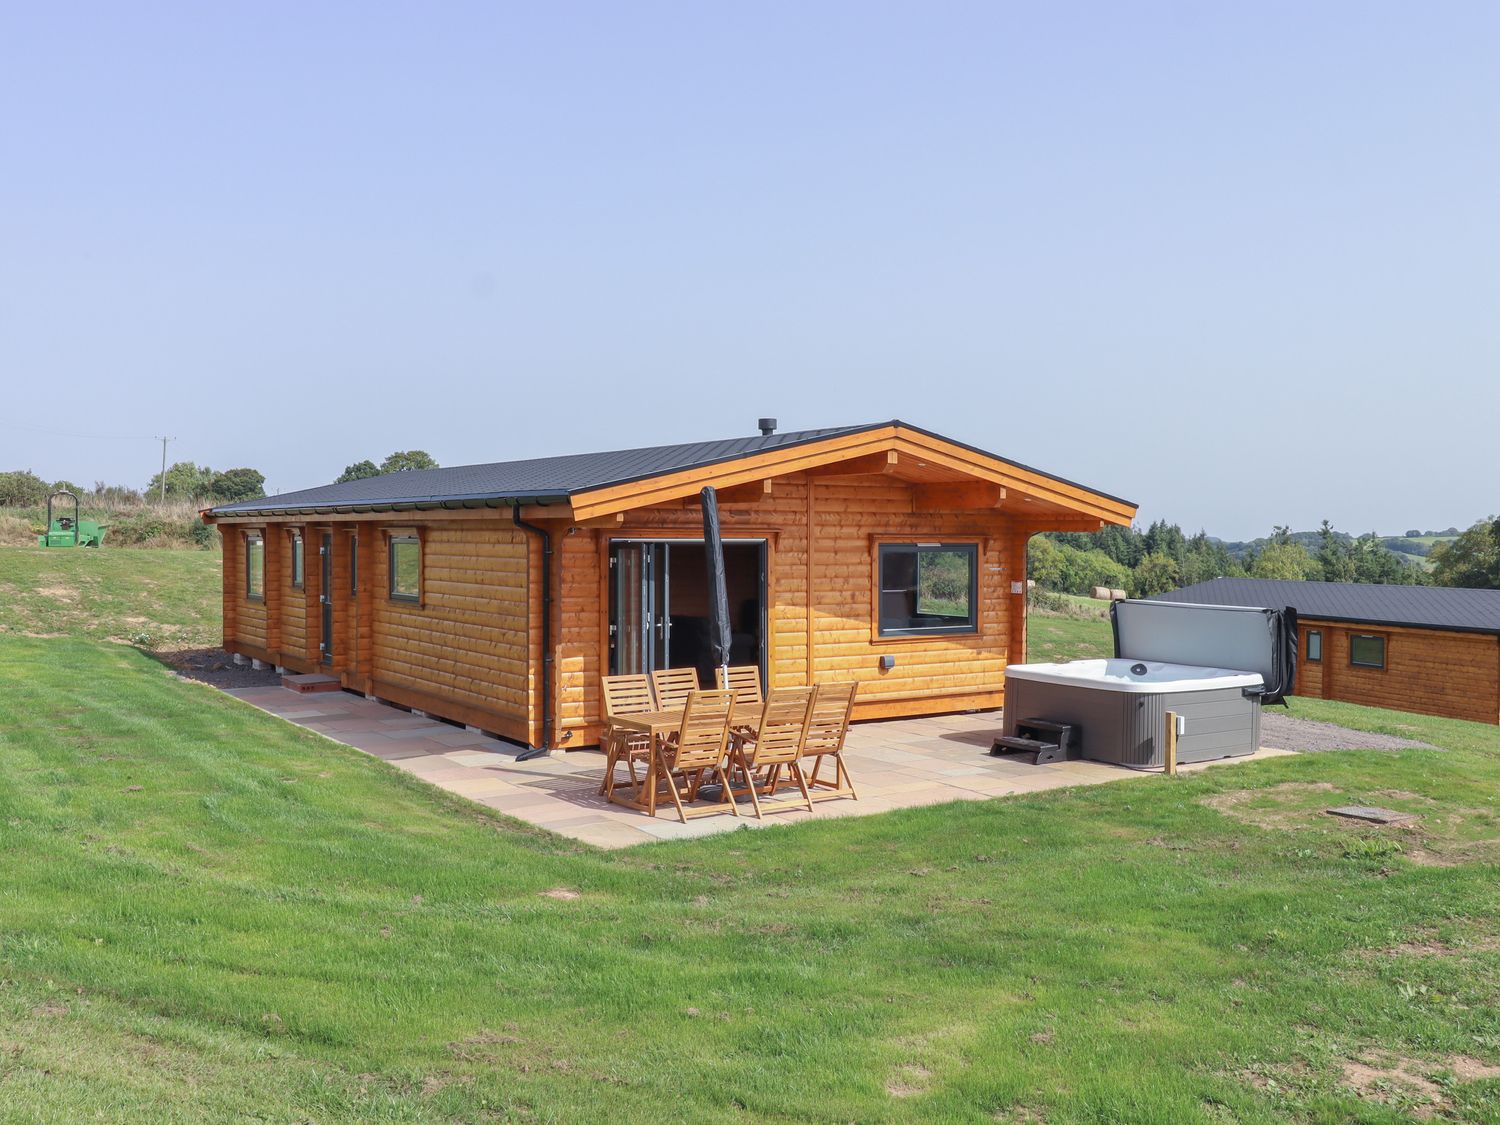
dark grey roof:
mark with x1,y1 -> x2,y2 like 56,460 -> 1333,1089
209,419 -> 1135,517
1156,577 -> 1500,636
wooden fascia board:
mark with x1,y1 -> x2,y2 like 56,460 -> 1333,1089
571,425 -> 1135,525
567,427 -> 906,519
884,435 -> 1135,525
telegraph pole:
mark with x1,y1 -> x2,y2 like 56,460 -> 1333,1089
156,436 -> 174,503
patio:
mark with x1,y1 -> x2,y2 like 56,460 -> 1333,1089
222,684 -> 1292,848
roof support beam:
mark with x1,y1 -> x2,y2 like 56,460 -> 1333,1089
803,450 -> 899,479
716,479 -> 773,504
912,482 -> 1007,510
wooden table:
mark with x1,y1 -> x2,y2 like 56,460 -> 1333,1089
604,703 -> 760,813
606,703 -> 759,746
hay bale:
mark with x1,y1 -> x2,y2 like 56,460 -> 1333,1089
1091,586 -> 1111,601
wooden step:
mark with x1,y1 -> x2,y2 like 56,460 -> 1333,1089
282,673 -> 342,694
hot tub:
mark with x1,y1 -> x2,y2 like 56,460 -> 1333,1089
1002,659 -> 1264,768
1001,600 -> 1297,769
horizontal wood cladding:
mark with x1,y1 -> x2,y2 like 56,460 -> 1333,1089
278,530 -> 308,661
225,528 -> 268,650
554,473 -> 1027,746
370,524 -> 532,734
1299,620 -> 1500,725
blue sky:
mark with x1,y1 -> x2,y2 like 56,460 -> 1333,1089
2,2 -> 1495,538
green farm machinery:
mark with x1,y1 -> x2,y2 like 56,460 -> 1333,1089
37,490 -> 105,548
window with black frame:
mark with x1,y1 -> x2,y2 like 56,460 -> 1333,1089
878,542 -> 978,635
290,532 -> 304,588
246,534 -> 265,600
389,536 -> 421,603
1350,633 -> 1385,669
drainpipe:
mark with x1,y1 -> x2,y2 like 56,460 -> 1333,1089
513,503 -> 554,761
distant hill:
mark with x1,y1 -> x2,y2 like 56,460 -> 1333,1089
1210,529 -> 1459,572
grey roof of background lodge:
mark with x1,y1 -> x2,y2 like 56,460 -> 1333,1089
209,419 -> 1135,516
1156,577 -> 1500,636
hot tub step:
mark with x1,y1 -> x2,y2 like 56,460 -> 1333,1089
990,718 -> 1079,765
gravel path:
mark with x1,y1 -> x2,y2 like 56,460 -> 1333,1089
1259,711 -> 1437,753
163,647 -> 283,690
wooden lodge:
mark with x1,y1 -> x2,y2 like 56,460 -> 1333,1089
205,421 -> 1136,752
1164,577 -> 1500,725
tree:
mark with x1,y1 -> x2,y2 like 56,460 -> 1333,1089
208,468 -> 266,502
1026,535 -> 1066,590
1130,552 -> 1181,598
1317,519 -> 1355,583
379,450 -> 439,473
1055,544 -> 1131,595
1430,517 -> 1500,589
1179,531 -> 1242,586
335,459 -> 381,483
1248,541 -> 1318,581
147,461 -> 215,500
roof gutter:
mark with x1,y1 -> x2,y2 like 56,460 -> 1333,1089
205,494 -> 571,520
512,504 -> 555,762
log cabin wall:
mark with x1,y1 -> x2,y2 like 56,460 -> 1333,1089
553,472 -> 1041,747
366,521 -> 535,744
223,527 -> 269,655
1298,619 -> 1500,725
278,527 -> 314,672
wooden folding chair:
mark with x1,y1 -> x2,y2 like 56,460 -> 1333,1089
598,674 -> 657,797
726,686 -> 816,817
798,682 -> 859,802
651,667 -> 702,712
649,690 -> 737,822
715,664 -> 764,738
714,665 -> 764,709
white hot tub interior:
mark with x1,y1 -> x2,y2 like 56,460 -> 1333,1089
1004,658 -> 1263,693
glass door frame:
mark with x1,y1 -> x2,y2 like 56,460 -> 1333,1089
606,536 -> 769,688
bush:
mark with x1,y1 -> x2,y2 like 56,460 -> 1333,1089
0,470 -> 49,507
189,520 -> 218,549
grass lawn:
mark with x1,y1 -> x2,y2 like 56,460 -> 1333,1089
3,551 -> 1500,1120
1027,597 -> 1113,663
0,546 -> 222,649
3,635 -> 1500,1122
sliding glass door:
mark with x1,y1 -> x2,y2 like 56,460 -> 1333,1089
608,539 -> 767,687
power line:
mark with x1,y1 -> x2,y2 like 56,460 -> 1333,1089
2,421 -> 157,441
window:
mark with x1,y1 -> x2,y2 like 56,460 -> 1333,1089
1350,634 -> 1386,669
246,534 -> 265,600
389,536 -> 421,602
290,532 -> 304,588
1306,630 -> 1322,662
877,542 -> 978,636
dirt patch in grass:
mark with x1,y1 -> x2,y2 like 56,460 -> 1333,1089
1201,785 -> 1495,864
887,1062 -> 933,1098
1340,1053 -> 1500,1117
447,1029 -> 522,1062
538,887 -> 581,901
1405,838 -> 1500,868
1373,929 -> 1500,958
1201,782 -> 1339,829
